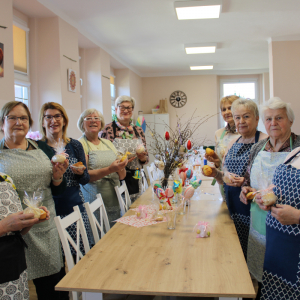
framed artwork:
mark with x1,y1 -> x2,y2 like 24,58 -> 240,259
0,43 -> 4,77
68,68 -> 76,92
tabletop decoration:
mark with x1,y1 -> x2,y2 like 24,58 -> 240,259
136,205 -> 148,219
133,169 -> 141,179
116,215 -> 166,228
194,221 -> 211,238
146,112 -> 213,189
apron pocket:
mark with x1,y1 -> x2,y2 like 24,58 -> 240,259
251,202 -> 268,235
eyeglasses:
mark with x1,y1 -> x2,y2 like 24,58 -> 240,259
84,117 -> 101,122
5,115 -> 29,123
44,114 -> 63,121
118,106 -> 133,112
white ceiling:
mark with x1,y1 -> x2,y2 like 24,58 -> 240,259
13,0 -> 300,77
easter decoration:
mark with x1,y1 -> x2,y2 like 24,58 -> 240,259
194,221 -> 211,238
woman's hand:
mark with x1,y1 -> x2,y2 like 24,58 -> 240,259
204,153 -> 221,168
0,212 -> 39,236
255,193 -> 272,211
70,165 -> 86,176
225,175 -> 244,187
51,159 -> 69,181
240,186 -> 256,205
136,151 -> 147,163
37,206 -> 50,223
201,165 -> 218,178
271,204 -> 300,225
109,159 -> 128,173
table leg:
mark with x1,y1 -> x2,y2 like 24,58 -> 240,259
82,292 -> 103,300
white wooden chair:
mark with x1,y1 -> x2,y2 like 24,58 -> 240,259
83,194 -> 110,244
115,181 -> 131,216
141,169 -> 149,193
147,164 -> 158,185
54,209 -> 103,300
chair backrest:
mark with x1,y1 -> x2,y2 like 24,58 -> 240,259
147,164 -> 158,184
141,169 -> 149,193
83,194 -> 110,244
54,210 -> 90,271
115,181 -> 131,216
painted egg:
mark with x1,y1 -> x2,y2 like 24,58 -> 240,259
165,131 -> 170,140
185,169 -> 193,179
184,186 -> 195,199
179,172 -> 186,182
158,161 -> 165,170
186,140 -> 192,150
165,188 -> 174,198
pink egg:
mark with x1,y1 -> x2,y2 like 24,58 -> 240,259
179,172 -> 186,181
184,186 -> 195,199
165,187 -> 174,198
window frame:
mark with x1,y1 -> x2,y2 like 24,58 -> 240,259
14,80 -> 31,108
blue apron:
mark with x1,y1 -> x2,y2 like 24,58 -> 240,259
261,150 -> 300,299
224,131 -> 260,259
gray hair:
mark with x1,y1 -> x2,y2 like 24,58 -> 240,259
115,95 -> 135,108
231,98 -> 259,118
77,108 -> 105,133
260,97 -> 294,123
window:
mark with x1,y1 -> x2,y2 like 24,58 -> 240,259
13,24 -> 29,75
220,78 -> 258,127
14,82 -> 30,107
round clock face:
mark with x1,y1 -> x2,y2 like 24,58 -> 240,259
169,91 -> 187,108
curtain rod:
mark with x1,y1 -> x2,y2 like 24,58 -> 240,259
63,55 -> 77,62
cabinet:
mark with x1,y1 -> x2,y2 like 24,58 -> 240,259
141,113 -> 169,165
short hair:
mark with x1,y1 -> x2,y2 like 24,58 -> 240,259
260,97 -> 295,123
115,95 -> 135,108
231,98 -> 259,118
219,95 -> 239,110
0,101 -> 33,132
39,102 -> 70,143
77,108 -> 105,133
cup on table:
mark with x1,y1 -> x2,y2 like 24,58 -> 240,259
165,210 -> 177,230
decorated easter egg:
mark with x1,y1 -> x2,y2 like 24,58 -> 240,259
185,169 -> 193,179
165,187 -> 174,199
156,188 -> 166,200
186,140 -> 192,150
179,171 -> 186,182
184,186 -> 195,199
165,131 -> 170,141
158,161 -> 165,170
202,165 -> 212,176
206,148 -> 214,156
154,183 -> 162,190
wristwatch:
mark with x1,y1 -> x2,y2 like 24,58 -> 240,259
52,176 -> 63,182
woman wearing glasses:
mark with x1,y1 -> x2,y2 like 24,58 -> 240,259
0,101 -> 68,300
78,109 -> 129,226
100,96 -> 148,202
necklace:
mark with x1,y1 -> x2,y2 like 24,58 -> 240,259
5,140 -> 29,150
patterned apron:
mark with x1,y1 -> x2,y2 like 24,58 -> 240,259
223,131 -> 259,259
261,150 -> 300,299
0,179 -> 29,299
112,124 -> 143,202
247,138 -> 292,282
80,138 -> 120,227
0,139 -> 63,280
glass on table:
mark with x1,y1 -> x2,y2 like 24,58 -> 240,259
165,210 -> 177,230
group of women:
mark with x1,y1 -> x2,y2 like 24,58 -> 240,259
206,96 -> 300,299
0,95 -> 148,299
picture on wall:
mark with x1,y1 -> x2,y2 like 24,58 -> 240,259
0,43 -> 4,77
68,68 -> 76,92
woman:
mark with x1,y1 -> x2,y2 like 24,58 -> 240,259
78,108 -> 129,226
205,95 -> 240,199
255,147 -> 300,299
0,101 -> 68,300
240,97 -> 300,296
100,96 -> 148,202
39,102 -> 93,251
0,173 -> 50,299
205,98 -> 267,259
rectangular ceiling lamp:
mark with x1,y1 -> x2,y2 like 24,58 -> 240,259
185,43 -> 217,54
175,0 -> 222,20
190,65 -> 213,70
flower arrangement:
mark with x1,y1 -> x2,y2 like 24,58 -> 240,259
147,112 -> 214,189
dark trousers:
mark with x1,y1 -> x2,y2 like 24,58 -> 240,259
32,268 -> 69,300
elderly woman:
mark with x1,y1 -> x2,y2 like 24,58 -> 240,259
240,97 -> 300,296
78,108 -> 129,226
0,101 -> 68,300
0,173 -> 50,299
206,95 -> 240,199
254,147 -> 300,299
205,98 -> 267,259
100,95 -> 148,202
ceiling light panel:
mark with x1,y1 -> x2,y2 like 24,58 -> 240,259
185,46 -> 216,54
190,65 -> 214,70
175,0 -> 222,20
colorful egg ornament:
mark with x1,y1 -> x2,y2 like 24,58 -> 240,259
186,140 -> 192,150
165,131 -> 170,141
184,185 -> 195,199
185,169 -> 193,179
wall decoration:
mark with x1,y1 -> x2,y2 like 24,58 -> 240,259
0,43 -> 4,77
68,68 -> 76,92
169,90 -> 187,108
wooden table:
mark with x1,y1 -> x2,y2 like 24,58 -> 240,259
56,182 -> 255,299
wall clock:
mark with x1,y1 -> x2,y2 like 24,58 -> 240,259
169,90 -> 187,108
